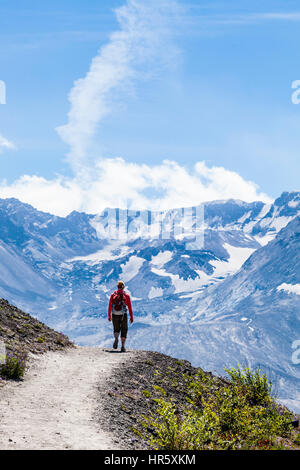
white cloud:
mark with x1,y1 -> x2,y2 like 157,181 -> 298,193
277,283 -> 300,296
0,135 -> 16,153
0,175 -> 82,215
0,159 -> 272,216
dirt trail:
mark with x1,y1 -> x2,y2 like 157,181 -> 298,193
0,346 -> 134,450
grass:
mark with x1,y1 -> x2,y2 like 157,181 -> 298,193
141,365 -> 296,450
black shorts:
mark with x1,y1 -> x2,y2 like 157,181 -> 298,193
112,313 -> 128,338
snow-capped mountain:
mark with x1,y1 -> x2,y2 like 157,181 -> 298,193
0,191 -> 299,410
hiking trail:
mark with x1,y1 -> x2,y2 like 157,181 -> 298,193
0,346 -> 134,450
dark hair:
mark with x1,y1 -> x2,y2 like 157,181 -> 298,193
117,281 -> 125,289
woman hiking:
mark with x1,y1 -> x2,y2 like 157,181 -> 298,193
108,281 -> 134,352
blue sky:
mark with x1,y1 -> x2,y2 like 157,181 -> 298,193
0,0 -> 299,215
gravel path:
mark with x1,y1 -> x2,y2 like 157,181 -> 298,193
0,346 -> 134,450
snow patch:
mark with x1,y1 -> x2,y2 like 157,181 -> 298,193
255,233 -> 274,246
270,216 -> 292,232
151,267 -> 212,293
68,243 -> 130,265
150,244 -> 255,295
120,256 -> 145,282
150,251 -> 173,268
210,244 -> 255,277
148,287 -> 164,299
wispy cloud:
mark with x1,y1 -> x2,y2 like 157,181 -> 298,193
253,12 -> 300,21
56,0 -> 181,172
180,9 -> 300,30
216,11 -> 300,25
0,135 -> 16,153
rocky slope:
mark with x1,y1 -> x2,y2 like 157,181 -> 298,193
98,350 -> 226,449
0,298 -> 73,357
98,350 -> 300,450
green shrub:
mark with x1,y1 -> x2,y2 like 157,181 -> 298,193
143,397 -> 220,450
142,365 -> 293,450
153,385 -> 167,396
56,333 -> 69,346
0,351 -> 27,380
225,365 -> 272,406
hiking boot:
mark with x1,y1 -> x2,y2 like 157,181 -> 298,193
121,346 -> 126,353
113,338 -> 118,349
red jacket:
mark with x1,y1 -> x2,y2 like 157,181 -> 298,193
108,289 -> 133,322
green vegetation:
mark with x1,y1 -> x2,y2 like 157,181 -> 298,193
0,350 -> 27,380
293,432 -> 300,446
142,365 -> 295,450
37,336 -> 45,343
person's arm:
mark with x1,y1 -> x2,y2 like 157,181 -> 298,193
108,294 -> 113,321
126,294 -> 133,322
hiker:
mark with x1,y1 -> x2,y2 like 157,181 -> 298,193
108,281 -> 133,352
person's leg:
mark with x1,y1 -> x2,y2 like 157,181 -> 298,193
113,332 -> 119,349
120,313 -> 128,352
112,315 -> 121,349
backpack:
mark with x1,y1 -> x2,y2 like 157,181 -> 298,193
112,291 -> 126,312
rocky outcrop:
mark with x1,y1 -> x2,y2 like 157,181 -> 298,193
0,298 -> 73,356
